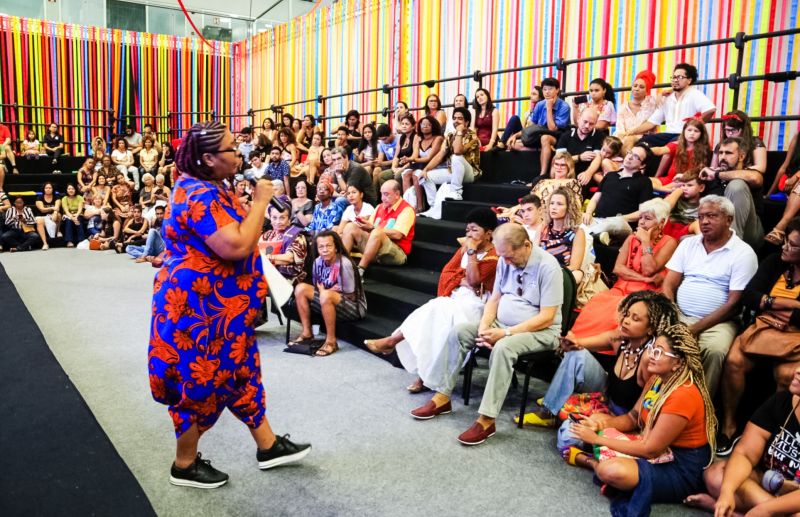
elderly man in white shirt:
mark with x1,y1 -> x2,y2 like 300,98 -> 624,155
662,195 -> 758,397
617,63 -> 716,146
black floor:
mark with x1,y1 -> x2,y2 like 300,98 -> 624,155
0,262 -> 155,517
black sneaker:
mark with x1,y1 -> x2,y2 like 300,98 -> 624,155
715,433 -> 741,457
169,453 -> 229,489
257,434 -> 311,470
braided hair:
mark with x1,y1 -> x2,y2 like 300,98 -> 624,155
616,291 -> 680,336
174,121 -> 228,181
645,323 -> 717,465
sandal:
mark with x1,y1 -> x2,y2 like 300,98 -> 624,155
288,335 -> 316,347
363,339 -> 394,355
765,228 -> 785,246
513,410 -> 556,428
315,341 -> 339,357
406,378 -> 427,393
563,446 -> 594,468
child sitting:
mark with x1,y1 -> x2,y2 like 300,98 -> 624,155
662,173 -> 704,239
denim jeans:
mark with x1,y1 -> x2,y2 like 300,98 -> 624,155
500,115 -> 524,143
63,218 -> 85,244
126,228 -> 164,258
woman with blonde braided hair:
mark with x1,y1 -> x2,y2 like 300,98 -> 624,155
571,323 -> 715,515
149,121 -> 311,489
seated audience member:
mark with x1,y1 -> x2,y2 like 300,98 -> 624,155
498,86 -> 543,149
141,124 -> 162,152
335,184 -> 375,235
262,146 -> 290,194
82,195 -> 109,238
516,194 -> 543,244
620,63 -> 716,146
702,137 -> 765,248
585,136 -> 626,183
570,324 -> 715,516
328,126 -> 352,156
555,110 -> 605,185
158,142 -> 176,184
295,114 -> 316,155
539,187 -> 586,283
365,208 -> 499,393
126,205 -> 166,262
34,182 -> 61,250
281,112 -> 295,131
61,184 -> 85,247
123,125 -> 142,155
152,174 -> 170,207
277,128 -> 299,170
117,204 -> 148,254
356,123 -> 379,168
444,94 -> 469,135
21,129 -> 41,160
472,88 -> 500,151
111,172 -> 134,223
767,131 -> 799,198
687,365 -> 800,516
521,293 -> 678,451
373,123 -> 398,186
343,109 -> 363,144
1,197 -> 41,252
139,137 -> 159,177
234,177 -> 252,212
713,110 -> 767,176
291,118 -> 302,134
716,218 -> 800,455
291,180 -> 314,227
91,174 -> 111,207
111,138 -> 140,189
410,223 -> 562,446
307,181 -> 344,234
330,147 -> 377,206
245,153 -> 269,181
391,101 -> 409,135
89,209 -> 121,251
583,142 -> 655,238
510,78 -> 572,177
662,174 -> 704,239
258,117 -> 278,142
571,199 -> 678,337
76,158 -> 97,200
97,155 -> 117,184
662,195 -> 758,397
91,135 -> 107,159
237,127 -> 256,162
342,179 -> 415,276
419,108 -> 481,218
649,118 -> 710,193
139,173 -> 158,220
422,94 -> 448,128
766,135 -> 800,244
261,204 -> 308,285
403,116 -> 445,212
291,230 -> 367,356
43,122 -> 64,170
531,152 -> 583,204
615,70 -> 660,152
571,78 -> 617,132
380,115 -> 416,187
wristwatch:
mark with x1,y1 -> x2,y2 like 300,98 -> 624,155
504,328 -> 512,337
643,246 -> 654,255
466,248 -> 477,256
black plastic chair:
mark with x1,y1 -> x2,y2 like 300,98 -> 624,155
461,267 -> 578,408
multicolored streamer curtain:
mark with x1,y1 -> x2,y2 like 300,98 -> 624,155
239,0 -> 800,149
0,15 -> 233,155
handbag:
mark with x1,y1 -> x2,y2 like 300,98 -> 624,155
593,428 -> 675,464
520,123 -> 549,148
283,340 -> 323,356
576,262 -> 609,308
557,392 -> 609,421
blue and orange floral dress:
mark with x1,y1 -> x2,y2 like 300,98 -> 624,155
148,175 -> 268,437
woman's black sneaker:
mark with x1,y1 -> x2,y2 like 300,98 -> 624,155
257,434 -> 311,470
715,433 -> 741,457
169,453 -> 229,489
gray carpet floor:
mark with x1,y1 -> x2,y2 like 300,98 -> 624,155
1,250 -> 704,516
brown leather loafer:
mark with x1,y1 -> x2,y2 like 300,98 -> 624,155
410,400 -> 452,420
457,422 -> 496,446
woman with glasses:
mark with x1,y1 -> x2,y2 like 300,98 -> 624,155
519,292 -> 679,460
148,121 -> 310,489
712,110 -> 766,178
531,152 -> 583,205
570,323 -> 716,516
714,216 -> 800,456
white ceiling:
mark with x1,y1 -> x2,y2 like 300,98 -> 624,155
142,0 -> 321,21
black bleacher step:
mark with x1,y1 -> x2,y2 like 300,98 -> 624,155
413,218 -> 465,244
368,266 -> 440,296
12,156 -> 84,174
479,150 -> 540,183
463,182 -> 530,204
336,314 -> 404,368
363,280 -> 433,320
407,241 -> 458,271
441,200 -> 495,223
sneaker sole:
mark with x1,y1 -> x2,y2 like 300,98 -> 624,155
457,431 -> 495,446
410,408 -> 451,420
258,446 -> 311,470
716,435 -> 742,457
169,476 -> 228,489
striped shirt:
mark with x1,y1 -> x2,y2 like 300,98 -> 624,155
665,231 -> 757,318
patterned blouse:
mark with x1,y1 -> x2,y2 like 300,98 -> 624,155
615,95 -> 660,135
539,222 -> 577,267
444,128 -> 481,176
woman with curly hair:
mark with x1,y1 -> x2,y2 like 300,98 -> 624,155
148,121 -> 310,490
571,323 -> 716,515
539,186 -> 586,283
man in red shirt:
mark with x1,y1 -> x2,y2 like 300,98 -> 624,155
342,179 -> 416,277
0,122 -> 19,190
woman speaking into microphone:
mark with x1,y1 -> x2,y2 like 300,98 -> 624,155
148,121 -> 310,489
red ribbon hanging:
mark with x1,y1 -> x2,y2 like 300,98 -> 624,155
176,0 -> 213,50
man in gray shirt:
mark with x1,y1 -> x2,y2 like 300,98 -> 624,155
411,223 -> 563,445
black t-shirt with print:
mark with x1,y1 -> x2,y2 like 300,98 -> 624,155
556,128 -> 606,174
751,391 -> 800,481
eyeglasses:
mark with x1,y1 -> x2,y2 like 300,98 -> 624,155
516,273 -> 524,296
626,151 -> 643,162
671,75 -> 688,81
646,344 -> 681,361
215,148 -> 238,155
783,238 -> 800,252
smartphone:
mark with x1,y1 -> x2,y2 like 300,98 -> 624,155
573,95 -> 588,105
568,413 -> 585,423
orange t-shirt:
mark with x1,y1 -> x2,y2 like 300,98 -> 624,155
657,381 -> 708,448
